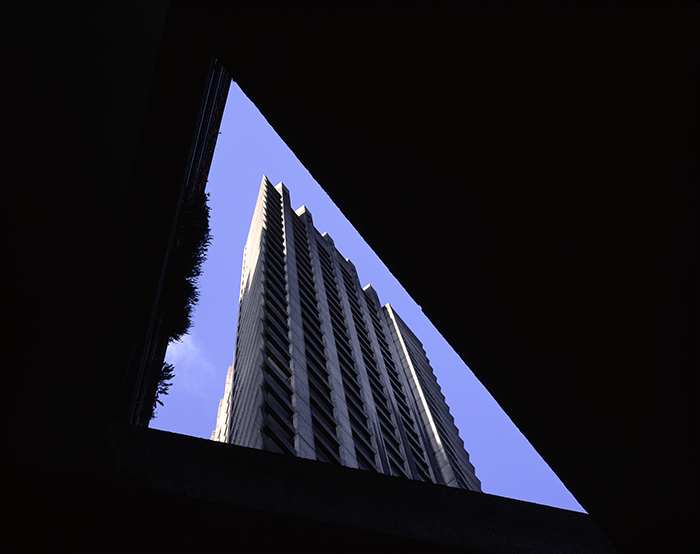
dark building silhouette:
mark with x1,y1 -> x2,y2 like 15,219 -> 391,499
213,177 -> 480,491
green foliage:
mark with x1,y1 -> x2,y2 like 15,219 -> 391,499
150,189 -> 212,419
160,190 -> 213,342
151,361 -> 176,420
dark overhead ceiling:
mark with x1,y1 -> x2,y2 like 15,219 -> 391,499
205,3 -> 699,552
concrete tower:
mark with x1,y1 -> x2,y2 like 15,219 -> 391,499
213,176 -> 480,491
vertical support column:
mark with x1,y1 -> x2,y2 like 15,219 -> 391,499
277,182 -> 314,460
228,178 -> 270,451
384,303 -> 481,491
352,280 -> 411,479
302,213 -> 357,469
384,303 -> 448,481
362,285 -> 428,482
334,256 -> 390,475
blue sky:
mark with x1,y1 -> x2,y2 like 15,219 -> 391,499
151,82 -> 585,513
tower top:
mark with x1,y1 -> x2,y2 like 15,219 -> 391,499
274,181 -> 289,196
362,284 -> 381,306
295,205 -> 312,221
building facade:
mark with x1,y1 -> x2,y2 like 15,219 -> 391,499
213,176 -> 480,491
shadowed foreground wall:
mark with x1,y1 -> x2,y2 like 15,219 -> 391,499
99,420 -> 612,553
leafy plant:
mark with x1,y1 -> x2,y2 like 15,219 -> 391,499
148,190 -> 212,420
151,361 -> 176,420
159,190 -> 213,342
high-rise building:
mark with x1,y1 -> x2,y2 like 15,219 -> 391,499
213,176 -> 481,491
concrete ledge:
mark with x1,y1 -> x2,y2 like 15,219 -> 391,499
102,420 -> 614,553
